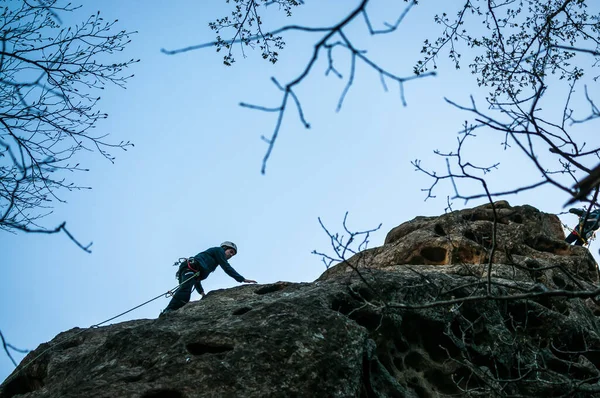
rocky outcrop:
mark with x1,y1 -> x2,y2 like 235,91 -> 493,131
2,202 -> 600,397
320,201 -> 599,286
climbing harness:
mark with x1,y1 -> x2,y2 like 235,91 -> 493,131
563,221 -> 594,247
174,257 -> 201,279
3,271 -> 200,386
563,208 -> 599,247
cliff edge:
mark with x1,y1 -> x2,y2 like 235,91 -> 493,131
2,202 -> 600,397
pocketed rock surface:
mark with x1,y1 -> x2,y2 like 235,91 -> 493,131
3,201 -> 600,397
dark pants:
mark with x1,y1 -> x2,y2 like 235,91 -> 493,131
164,270 -> 204,311
565,231 -> 585,246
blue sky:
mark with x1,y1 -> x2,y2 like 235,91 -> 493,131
2,0 -> 599,382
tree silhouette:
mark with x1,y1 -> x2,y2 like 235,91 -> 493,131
165,0 -> 600,206
412,0 -> 600,205
0,0 -> 137,373
0,0 -> 138,248
162,0 -> 435,174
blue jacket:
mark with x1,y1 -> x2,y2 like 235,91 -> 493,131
189,246 -> 245,282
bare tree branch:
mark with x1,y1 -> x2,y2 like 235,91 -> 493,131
0,329 -> 29,367
164,0 -> 435,173
0,0 -> 138,245
413,0 -> 600,206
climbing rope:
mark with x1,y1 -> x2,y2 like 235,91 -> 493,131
2,271 -> 200,386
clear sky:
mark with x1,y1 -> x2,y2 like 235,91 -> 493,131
2,0 -> 599,382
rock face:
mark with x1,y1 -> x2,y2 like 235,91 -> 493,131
319,201 -> 599,286
3,202 -> 600,397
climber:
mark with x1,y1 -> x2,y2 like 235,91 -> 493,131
565,207 -> 600,246
160,241 -> 257,316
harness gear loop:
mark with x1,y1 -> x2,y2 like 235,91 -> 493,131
174,257 -> 202,280
186,257 -> 200,273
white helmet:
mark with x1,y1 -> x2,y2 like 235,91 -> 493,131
220,241 -> 238,253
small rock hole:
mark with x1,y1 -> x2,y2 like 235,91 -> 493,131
404,351 -> 427,371
393,357 -> 404,371
331,298 -> 354,316
141,389 -> 186,398
408,255 -> 425,265
525,235 -> 566,254
511,214 -> 523,223
356,286 -> 375,302
232,306 -> 252,316
434,224 -> 446,236
420,247 -> 447,263
254,282 -> 289,295
186,342 -> 234,356
463,230 -> 478,242
552,275 -> 567,289
1,375 -> 44,398
394,336 -> 409,353
350,311 -> 382,331
122,374 -> 144,383
59,338 -> 83,350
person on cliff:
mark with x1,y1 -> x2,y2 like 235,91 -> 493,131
160,241 -> 257,316
565,207 -> 600,246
